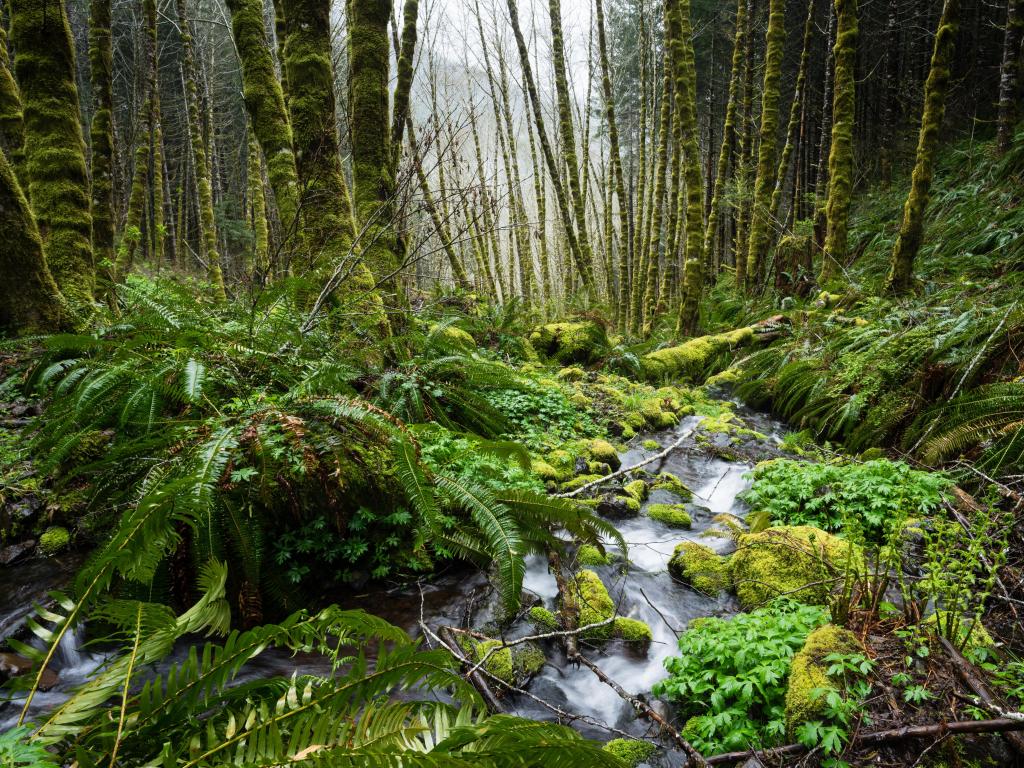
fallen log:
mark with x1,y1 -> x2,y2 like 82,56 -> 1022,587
704,717 -> 1024,765
574,653 -> 707,767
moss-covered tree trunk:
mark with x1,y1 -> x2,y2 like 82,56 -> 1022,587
0,21 -> 25,182
732,0 -> 754,288
640,49 -> 673,334
671,0 -> 707,337
10,0 -> 94,308
0,148 -> 69,333
247,132 -> 270,276
88,0 -> 115,278
742,0 -> 786,292
813,4 -> 836,250
702,0 -> 746,287
283,0 -> 384,324
996,0 -> 1023,155
819,0 -> 858,284
225,0 -> 301,268
177,0 -> 225,297
886,0 -> 959,293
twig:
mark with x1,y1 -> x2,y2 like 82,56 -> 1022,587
573,653 -> 707,767
557,427 -> 695,498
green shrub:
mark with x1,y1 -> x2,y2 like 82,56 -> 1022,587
741,458 -> 949,543
653,600 -> 828,754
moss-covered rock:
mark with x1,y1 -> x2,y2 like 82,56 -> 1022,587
784,624 -> 861,732
642,439 -> 660,451
529,321 -> 609,365
531,459 -> 565,483
556,365 -> 586,381
459,636 -> 547,686
668,542 -> 730,594
640,327 -> 756,382
570,569 -> 651,645
596,493 -> 641,518
613,617 -> 653,644
651,472 -> 692,499
729,526 -> 861,609
431,324 -> 476,351
586,439 -> 621,470
560,473 -> 604,492
603,739 -> 656,767
528,606 -> 559,630
623,479 -> 648,502
38,526 -> 70,555
577,543 -> 614,566
646,503 -> 692,528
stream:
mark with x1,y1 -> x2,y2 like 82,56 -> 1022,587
0,406 -> 788,748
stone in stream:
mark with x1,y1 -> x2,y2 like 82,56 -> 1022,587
0,652 -> 58,690
0,539 -> 36,565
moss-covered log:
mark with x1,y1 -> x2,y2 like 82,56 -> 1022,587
819,0 -> 858,284
886,0 -> 959,293
10,0 -> 94,308
0,147 -> 69,333
640,327 -> 755,382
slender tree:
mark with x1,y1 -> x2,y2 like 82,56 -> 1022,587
819,0 -> 858,284
996,0 -> 1023,154
88,0 -> 115,279
0,19 -> 24,180
742,0 -> 786,291
10,0 -> 94,308
887,0 -> 960,292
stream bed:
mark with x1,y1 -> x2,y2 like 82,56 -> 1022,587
0,406 -> 788,749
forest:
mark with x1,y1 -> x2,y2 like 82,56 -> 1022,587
0,0 -> 1022,762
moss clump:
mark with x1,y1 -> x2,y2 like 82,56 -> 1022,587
528,606 -> 559,630
603,739 -> 656,767
668,542 -> 730,593
573,569 -> 615,638
651,472 -> 692,499
623,479 -> 648,502
529,321 -> 609,365
514,643 -> 546,679
39,526 -> 70,555
785,624 -> 861,732
642,439 -> 660,451
613,617 -> 653,644
729,526 -> 861,609
640,327 -> 755,382
646,503 -> 692,528
433,324 -> 476,351
556,365 -> 586,381
531,459 -> 564,483
560,474 -> 604,492
577,544 -> 613,566
470,639 -> 514,683
586,439 -> 620,470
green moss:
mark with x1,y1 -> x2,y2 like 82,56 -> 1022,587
529,606 -> 559,630
577,544 -> 613,566
39,526 -> 70,555
545,448 -> 577,473
529,322 -> 609,365
614,617 -> 652,643
642,439 -> 660,451
603,738 -> 656,767
514,643 -> 546,678
586,439 -> 620,469
641,328 -> 755,382
784,624 -> 861,732
572,569 -> 615,639
920,612 -> 994,651
729,525 -> 861,609
668,542 -> 730,593
560,474 -> 603,492
651,472 -> 692,499
556,365 -> 586,381
646,503 -> 692,528
531,459 -> 565,483
432,324 -> 476,351
623,479 -> 648,502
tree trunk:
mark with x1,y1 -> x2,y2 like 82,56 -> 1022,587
819,0 -> 858,284
996,0 -> 1023,154
886,0 -> 959,293
0,20 -> 24,183
10,0 -> 94,308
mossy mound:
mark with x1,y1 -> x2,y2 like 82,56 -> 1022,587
529,321 -> 608,365
668,542 -> 730,594
39,526 -> 70,555
571,569 -> 651,645
729,526 -> 861,609
560,473 -> 604,492
528,606 -> 559,630
431,324 -> 476,351
576,543 -> 614,566
459,636 -> 547,686
623,479 -> 648,502
556,365 -> 586,381
603,739 -> 656,767
531,459 -> 565,483
613,617 -> 653,644
640,327 -> 755,382
650,472 -> 692,499
642,439 -> 660,451
585,439 -> 620,470
784,624 -> 861,732
646,503 -> 692,528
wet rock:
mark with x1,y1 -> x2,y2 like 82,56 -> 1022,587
574,456 -> 589,475
596,492 -> 641,519
0,652 -> 33,679
0,539 -> 35,565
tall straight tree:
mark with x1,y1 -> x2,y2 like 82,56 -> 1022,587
819,0 -> 858,284
670,0 -> 707,335
0,20 -> 24,179
887,0 -> 960,292
177,0 -> 226,297
742,0 -> 786,291
10,0 -> 94,308
996,0 -> 1022,154
88,0 -> 115,278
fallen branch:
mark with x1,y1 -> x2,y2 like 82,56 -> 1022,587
704,717 -> 1024,765
557,427 -> 695,498
574,653 -> 707,767
435,625 -> 503,713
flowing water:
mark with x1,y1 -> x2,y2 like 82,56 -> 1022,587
0,407 -> 787,745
